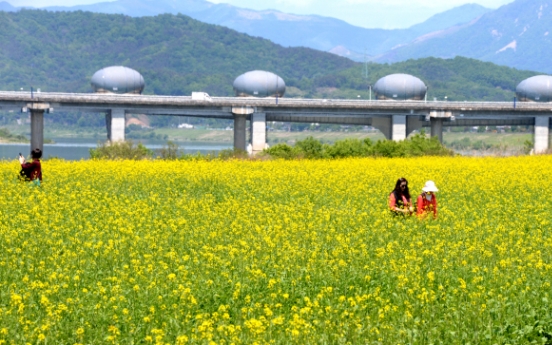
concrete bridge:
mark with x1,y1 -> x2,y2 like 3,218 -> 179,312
0,91 -> 550,154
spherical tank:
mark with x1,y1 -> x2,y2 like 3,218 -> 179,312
91,66 -> 145,94
233,70 -> 285,97
516,75 -> 552,102
373,73 -> 427,100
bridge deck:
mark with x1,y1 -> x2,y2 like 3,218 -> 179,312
0,91 -> 551,113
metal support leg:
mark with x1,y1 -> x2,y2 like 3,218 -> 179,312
430,118 -> 444,143
250,112 -> 266,154
30,109 -> 44,153
234,115 -> 247,151
534,116 -> 551,154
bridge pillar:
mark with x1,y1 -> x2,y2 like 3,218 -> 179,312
30,109 -> 44,153
391,115 -> 406,141
27,102 -> 50,153
407,116 -> 424,137
233,115 -> 247,151
534,116 -> 551,154
371,116 -> 391,140
371,116 -> 406,141
250,112 -> 267,154
430,118 -> 444,143
107,109 -> 125,142
232,106 -> 254,151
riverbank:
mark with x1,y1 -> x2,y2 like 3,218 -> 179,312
0,127 -> 28,143
1,124 -> 533,147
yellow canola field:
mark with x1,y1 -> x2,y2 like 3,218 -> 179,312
0,157 -> 551,344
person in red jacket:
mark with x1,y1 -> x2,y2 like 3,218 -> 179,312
19,148 -> 42,184
417,181 -> 438,219
389,177 -> 414,216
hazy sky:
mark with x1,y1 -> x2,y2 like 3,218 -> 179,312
10,0 -> 515,28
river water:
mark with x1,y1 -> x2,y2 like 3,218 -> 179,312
0,138 -> 232,161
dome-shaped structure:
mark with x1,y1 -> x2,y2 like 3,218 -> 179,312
91,66 -> 145,94
516,75 -> 552,102
233,70 -> 285,97
373,73 -> 427,101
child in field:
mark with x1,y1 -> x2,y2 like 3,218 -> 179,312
417,181 -> 438,219
388,177 -> 414,215
19,148 -> 42,185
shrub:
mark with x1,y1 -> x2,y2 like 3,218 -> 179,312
262,143 -> 297,159
179,152 -> 213,161
263,133 -> 453,159
0,128 -> 28,142
404,133 -> 453,157
158,141 -> 179,160
373,139 -> 407,158
217,148 -> 249,160
89,141 -> 153,160
294,136 -> 325,159
326,139 -> 370,158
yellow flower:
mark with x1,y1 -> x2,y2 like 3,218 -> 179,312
427,271 -> 435,282
0,156 -> 551,343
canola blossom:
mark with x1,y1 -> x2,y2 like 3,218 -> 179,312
0,157 -> 551,344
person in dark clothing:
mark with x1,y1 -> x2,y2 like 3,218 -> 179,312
388,177 -> 413,215
19,148 -> 42,184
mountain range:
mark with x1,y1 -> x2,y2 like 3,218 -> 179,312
0,0 -> 490,61
377,0 -> 552,73
0,0 -> 550,73
26,0 -> 552,74
0,8 -> 538,130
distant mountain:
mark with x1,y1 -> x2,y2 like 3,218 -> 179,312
205,4 -> 490,60
0,1 -> 16,12
0,10 -> 354,96
376,0 -> 552,73
44,0 -> 210,17
27,0 -> 490,60
407,4 -> 491,36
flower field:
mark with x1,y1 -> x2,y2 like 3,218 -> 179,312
0,156 -> 551,344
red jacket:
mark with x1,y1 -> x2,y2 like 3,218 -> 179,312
21,160 -> 42,181
417,193 -> 437,218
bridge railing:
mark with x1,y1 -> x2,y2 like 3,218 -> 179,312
0,91 -> 551,111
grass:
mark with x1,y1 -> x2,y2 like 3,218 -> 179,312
443,131 -> 532,146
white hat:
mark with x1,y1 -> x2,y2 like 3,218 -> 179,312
422,180 -> 439,192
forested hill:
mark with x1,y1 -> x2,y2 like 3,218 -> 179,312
0,10 -> 355,96
0,10 -> 540,102
313,56 -> 537,102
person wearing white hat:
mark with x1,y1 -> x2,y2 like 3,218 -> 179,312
416,181 -> 438,218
